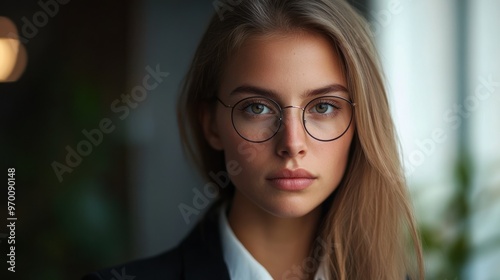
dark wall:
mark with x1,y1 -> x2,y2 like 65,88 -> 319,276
0,1 -> 132,279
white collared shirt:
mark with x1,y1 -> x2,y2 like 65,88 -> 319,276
218,206 -> 328,280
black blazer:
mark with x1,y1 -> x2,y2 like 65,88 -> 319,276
82,208 -> 230,280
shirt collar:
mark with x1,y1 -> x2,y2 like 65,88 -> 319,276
218,205 -> 328,280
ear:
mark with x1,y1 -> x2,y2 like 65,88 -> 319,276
200,105 -> 224,151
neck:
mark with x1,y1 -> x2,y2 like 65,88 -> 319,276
228,191 -> 322,280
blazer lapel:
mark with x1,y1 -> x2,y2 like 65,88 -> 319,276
180,209 -> 231,280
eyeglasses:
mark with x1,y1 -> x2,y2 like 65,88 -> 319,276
216,95 -> 355,143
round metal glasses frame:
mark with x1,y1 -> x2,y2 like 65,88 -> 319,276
216,95 -> 356,143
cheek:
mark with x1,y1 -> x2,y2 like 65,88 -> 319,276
333,129 -> 354,165
224,139 -> 270,176
215,109 -> 269,164
336,133 -> 354,176
315,130 -> 354,183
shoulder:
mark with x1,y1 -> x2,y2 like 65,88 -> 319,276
81,203 -> 230,280
82,246 -> 182,280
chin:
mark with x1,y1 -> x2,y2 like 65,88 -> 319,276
259,199 -> 319,219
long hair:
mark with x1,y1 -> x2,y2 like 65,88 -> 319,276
177,0 -> 424,279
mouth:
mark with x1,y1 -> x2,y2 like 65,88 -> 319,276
266,169 -> 317,191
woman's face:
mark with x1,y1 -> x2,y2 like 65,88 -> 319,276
203,31 -> 354,218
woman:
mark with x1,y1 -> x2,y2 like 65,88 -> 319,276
84,0 -> 424,279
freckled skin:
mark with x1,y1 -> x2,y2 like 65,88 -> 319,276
205,32 -> 355,219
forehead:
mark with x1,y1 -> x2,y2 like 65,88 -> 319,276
219,31 -> 348,101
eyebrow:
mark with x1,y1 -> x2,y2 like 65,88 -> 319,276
229,84 -> 349,99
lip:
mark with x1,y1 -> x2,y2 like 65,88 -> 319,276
266,169 -> 317,191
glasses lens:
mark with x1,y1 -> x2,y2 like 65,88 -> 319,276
231,97 -> 281,142
303,96 -> 353,141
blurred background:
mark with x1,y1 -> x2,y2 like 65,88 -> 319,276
0,0 -> 498,279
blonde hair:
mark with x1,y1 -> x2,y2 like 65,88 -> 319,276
177,0 -> 424,279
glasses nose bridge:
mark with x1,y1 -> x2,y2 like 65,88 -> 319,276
279,104 -> 305,128
280,105 -> 305,119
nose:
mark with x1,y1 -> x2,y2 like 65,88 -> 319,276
275,106 -> 308,158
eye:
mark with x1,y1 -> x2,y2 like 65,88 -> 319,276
313,103 -> 333,114
245,103 -> 271,115
240,101 -> 275,115
306,97 -> 346,118
310,102 -> 338,114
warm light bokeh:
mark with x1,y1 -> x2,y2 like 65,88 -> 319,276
0,16 -> 27,83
